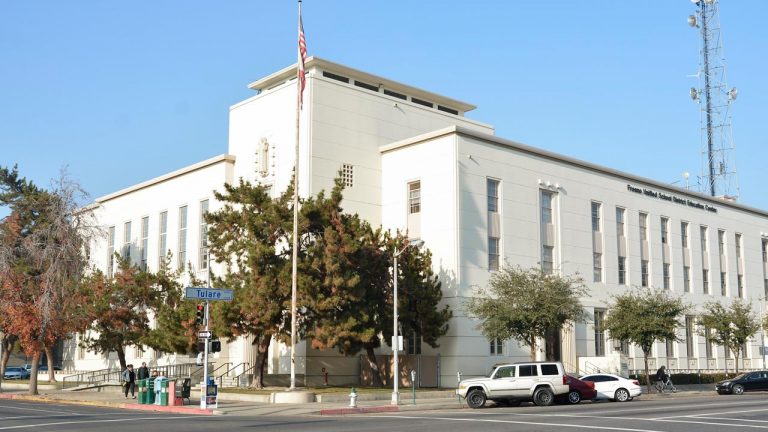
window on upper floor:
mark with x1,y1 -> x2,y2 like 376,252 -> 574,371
408,181 -> 421,214
487,178 -> 500,213
591,202 -> 601,232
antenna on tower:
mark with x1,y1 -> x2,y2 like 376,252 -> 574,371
689,0 -> 739,201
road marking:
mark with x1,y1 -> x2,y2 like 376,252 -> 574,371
0,415 -> 199,430
692,417 -> 768,424
0,413 -> 118,421
0,406 -> 85,415
366,415 -> 667,432
476,411 -> 768,429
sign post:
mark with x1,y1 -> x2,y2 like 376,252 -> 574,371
184,286 -> 233,409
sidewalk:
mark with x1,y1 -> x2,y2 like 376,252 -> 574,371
0,383 -> 716,417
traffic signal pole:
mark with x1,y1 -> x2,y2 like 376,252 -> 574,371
201,300 -> 209,409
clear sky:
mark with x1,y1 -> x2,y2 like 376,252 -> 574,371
2,1 -> 766,210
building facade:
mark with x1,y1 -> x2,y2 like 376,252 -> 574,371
66,57 -> 768,385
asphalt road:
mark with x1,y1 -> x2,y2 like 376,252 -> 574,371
3,394 -> 768,431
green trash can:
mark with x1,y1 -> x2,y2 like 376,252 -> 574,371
147,378 -> 155,404
137,379 -> 146,404
159,378 -> 169,406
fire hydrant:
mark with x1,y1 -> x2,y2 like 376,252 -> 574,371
349,387 -> 358,408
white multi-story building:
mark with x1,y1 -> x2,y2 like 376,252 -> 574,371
66,57 -> 768,386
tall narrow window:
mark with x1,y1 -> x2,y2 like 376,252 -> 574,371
703,269 -> 710,294
763,239 -> 768,263
408,181 -> 421,214
487,179 -> 499,212
178,206 -> 188,269
158,211 -> 168,268
701,226 -> 708,251
406,330 -> 422,355
737,275 -> 744,298
684,266 -> 691,293
641,260 -> 649,287
718,230 -> 726,255
123,221 -> 132,261
661,217 -> 669,244
488,237 -> 500,271
681,222 -> 689,249
541,245 -> 554,274
594,309 -> 606,356
685,316 -> 694,357
639,212 -> 648,240
593,252 -> 602,282
721,271 -> 727,296
663,263 -> 671,290
616,207 -> 625,238
490,338 -> 503,356
259,138 -> 269,176
107,226 -> 115,277
735,233 -> 742,259
705,328 -> 713,358
199,200 -> 209,271
666,339 -> 674,358
140,216 -> 149,270
541,192 -> 553,224
618,256 -> 626,285
591,202 -> 601,232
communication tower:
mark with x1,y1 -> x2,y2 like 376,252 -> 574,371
688,0 -> 739,200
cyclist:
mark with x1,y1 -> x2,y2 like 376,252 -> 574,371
655,365 -> 673,392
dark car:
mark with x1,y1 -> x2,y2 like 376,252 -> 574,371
559,374 -> 597,404
716,371 -> 768,395
3,366 -> 30,380
38,365 -> 63,372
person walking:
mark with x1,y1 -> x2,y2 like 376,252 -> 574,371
122,364 -> 136,399
137,362 -> 149,381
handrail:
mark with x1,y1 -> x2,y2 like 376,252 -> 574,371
233,364 -> 258,387
226,362 -> 248,376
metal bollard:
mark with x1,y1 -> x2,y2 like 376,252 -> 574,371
349,387 -> 358,408
411,370 -> 417,405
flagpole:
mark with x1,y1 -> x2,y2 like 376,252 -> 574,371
290,0 -> 303,391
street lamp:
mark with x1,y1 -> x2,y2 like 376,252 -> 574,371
392,238 -> 424,405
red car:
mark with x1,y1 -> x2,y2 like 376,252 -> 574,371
560,374 -> 597,404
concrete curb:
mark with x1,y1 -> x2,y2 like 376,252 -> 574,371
0,393 -> 213,415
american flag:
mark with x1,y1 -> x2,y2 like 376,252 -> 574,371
298,10 -> 308,108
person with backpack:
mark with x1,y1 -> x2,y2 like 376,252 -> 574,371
122,364 -> 136,399
137,362 -> 149,381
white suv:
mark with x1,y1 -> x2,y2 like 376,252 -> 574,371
456,361 -> 569,408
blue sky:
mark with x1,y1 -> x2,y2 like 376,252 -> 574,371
2,1 -> 766,210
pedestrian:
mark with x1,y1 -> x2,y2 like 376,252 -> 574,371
121,364 -> 136,399
137,362 -> 149,381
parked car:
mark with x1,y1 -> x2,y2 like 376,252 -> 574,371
37,365 -> 63,372
456,361 -> 569,408
716,371 -> 768,395
558,374 -> 597,404
22,363 -> 62,372
3,366 -> 31,380
579,373 -> 642,402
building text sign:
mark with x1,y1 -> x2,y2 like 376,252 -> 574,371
627,184 -> 717,213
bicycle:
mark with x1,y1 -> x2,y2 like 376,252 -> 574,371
654,377 -> 677,393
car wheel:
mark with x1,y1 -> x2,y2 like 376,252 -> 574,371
733,384 -> 744,395
614,388 -> 630,402
466,389 -> 487,409
533,387 -> 555,406
567,390 -> 582,404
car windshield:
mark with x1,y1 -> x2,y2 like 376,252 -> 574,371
731,373 -> 747,380
7,367 -> 21,372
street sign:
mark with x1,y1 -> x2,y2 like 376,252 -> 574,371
198,331 -> 212,339
185,287 -> 234,301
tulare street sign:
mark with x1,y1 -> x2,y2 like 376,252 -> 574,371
185,287 -> 234,301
